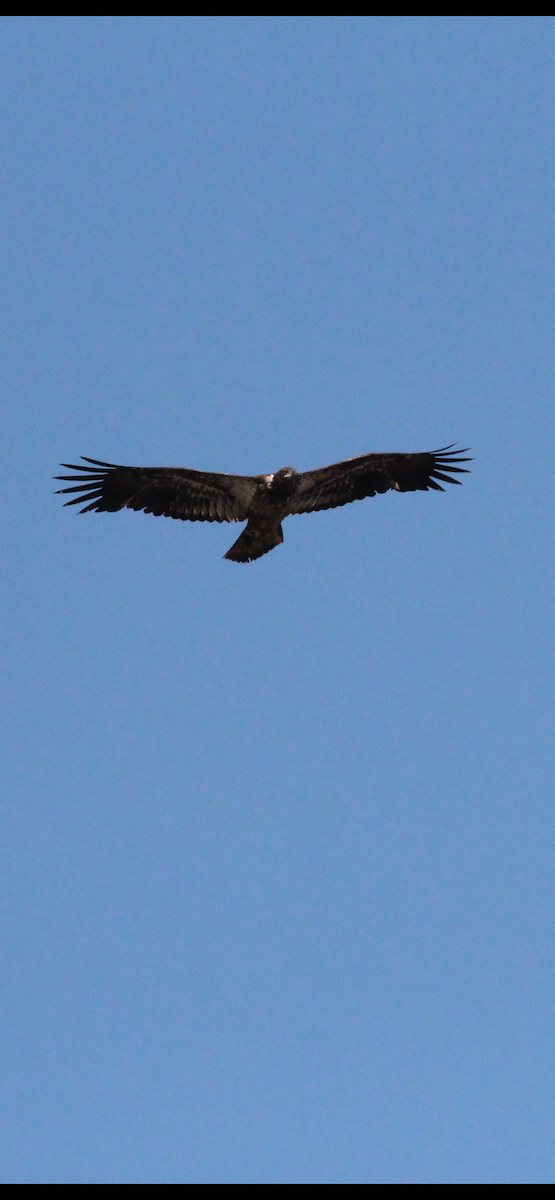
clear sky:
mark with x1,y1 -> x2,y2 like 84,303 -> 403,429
1,17 -> 554,1184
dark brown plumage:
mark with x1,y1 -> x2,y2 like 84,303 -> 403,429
55,445 -> 471,562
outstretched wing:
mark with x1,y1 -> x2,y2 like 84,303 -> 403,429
289,445 -> 471,514
55,458 -> 258,523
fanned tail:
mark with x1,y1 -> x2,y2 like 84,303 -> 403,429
224,522 -> 284,563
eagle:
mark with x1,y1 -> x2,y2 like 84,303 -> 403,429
55,444 -> 471,562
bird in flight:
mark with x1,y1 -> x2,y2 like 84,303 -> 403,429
55,445 -> 471,563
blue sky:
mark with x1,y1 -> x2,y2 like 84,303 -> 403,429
1,17 -> 554,1183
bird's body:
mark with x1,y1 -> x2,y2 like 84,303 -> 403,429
55,446 -> 471,562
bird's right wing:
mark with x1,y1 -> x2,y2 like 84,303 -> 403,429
289,445 -> 471,514
55,458 -> 259,523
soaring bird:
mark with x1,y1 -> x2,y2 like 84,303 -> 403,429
55,445 -> 471,562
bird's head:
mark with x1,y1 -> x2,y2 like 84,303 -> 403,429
268,467 -> 298,499
272,467 -> 297,483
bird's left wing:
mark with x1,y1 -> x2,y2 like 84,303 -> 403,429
289,445 -> 471,514
55,458 -> 258,523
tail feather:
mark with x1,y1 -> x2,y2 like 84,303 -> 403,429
224,522 -> 284,563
